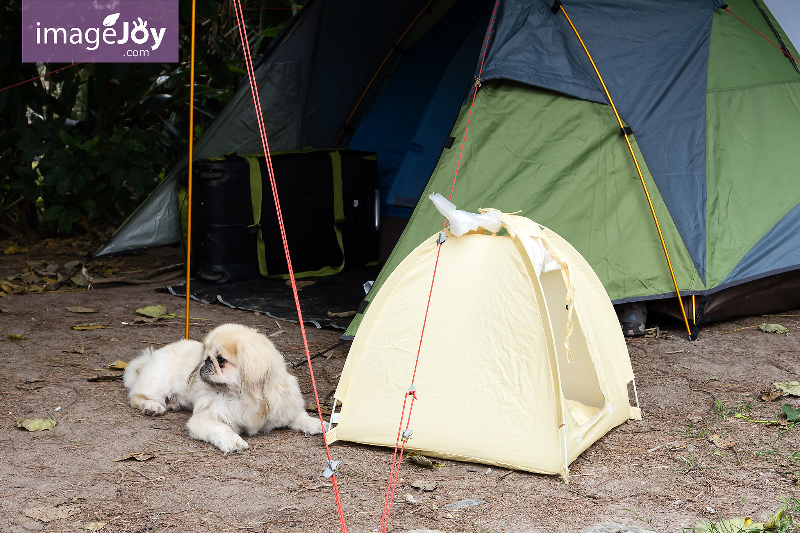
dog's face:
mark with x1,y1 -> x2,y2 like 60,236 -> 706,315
198,342 -> 241,388
198,324 -> 277,395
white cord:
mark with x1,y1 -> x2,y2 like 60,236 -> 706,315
327,398 -> 338,433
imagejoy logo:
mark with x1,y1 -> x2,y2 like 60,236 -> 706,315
22,0 -> 178,63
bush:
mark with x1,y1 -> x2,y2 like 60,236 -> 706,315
0,0 -> 300,237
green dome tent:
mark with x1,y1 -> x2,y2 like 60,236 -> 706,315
95,0 -> 800,334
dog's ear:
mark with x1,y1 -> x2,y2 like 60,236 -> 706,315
235,332 -> 276,397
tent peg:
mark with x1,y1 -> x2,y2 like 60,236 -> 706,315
322,460 -> 341,479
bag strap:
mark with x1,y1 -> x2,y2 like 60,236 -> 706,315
243,155 -> 269,277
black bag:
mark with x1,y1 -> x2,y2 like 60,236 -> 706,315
183,150 -> 380,283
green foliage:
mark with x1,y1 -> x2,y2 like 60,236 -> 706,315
0,0 -> 302,236
13,117 -> 170,232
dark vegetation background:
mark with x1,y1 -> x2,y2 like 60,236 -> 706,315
0,0 -> 303,239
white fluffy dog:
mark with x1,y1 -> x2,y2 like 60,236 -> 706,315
123,323 -> 322,452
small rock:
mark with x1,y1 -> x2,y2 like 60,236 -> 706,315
444,499 -> 485,510
411,480 -> 437,492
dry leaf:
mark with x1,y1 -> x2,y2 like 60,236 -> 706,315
774,381 -> 800,397
106,360 -> 128,370
709,433 -> 736,449
407,453 -> 442,468
135,305 -> 176,319
759,323 -> 789,334
66,306 -> 97,313
761,390 -> 782,401
87,375 -> 122,382
17,417 -> 56,431
4,243 -> 29,255
114,451 -> 156,462
72,323 -> 106,330
327,310 -> 357,318
85,522 -> 106,531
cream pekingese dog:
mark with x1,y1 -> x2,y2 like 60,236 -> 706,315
123,323 -> 322,452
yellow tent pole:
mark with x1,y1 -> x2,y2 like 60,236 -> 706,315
556,3 -> 694,339
185,0 -> 197,340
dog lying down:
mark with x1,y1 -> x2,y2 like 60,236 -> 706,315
123,323 -> 322,453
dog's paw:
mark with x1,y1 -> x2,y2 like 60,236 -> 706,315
292,414 -> 323,435
217,434 -> 249,453
139,400 -> 166,416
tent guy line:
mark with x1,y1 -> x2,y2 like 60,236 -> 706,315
233,0 -> 350,530
379,2 -> 501,530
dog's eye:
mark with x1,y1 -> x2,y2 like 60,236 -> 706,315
217,356 -> 227,368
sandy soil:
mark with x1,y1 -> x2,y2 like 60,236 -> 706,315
0,238 -> 798,533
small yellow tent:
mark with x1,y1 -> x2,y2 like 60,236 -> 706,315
327,204 -> 641,479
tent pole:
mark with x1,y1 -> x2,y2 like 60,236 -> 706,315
555,3 -> 694,340
184,0 -> 198,340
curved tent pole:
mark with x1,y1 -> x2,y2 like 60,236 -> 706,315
333,0 -> 435,147
553,2 -> 695,340
749,0 -> 800,75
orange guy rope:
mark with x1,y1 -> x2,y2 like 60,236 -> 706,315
184,0 -> 198,340
556,4 -> 694,339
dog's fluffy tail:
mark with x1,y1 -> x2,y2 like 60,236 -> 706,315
122,347 -> 153,389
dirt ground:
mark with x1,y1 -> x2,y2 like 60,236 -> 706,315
0,237 -> 798,533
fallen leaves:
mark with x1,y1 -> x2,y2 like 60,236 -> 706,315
17,417 -> 56,431
135,305 -> 176,320
781,404 -> 800,422
694,506 -> 787,533
773,381 -> 800,397
4,242 -> 29,255
758,323 -> 789,334
708,433 -> 736,450
114,451 -> 156,462
407,453 -> 444,468
87,375 -> 123,382
72,323 -> 106,330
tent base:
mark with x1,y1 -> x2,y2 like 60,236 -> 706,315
162,265 -> 380,330
647,270 -> 800,325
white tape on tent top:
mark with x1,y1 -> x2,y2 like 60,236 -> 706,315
429,192 -> 561,277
